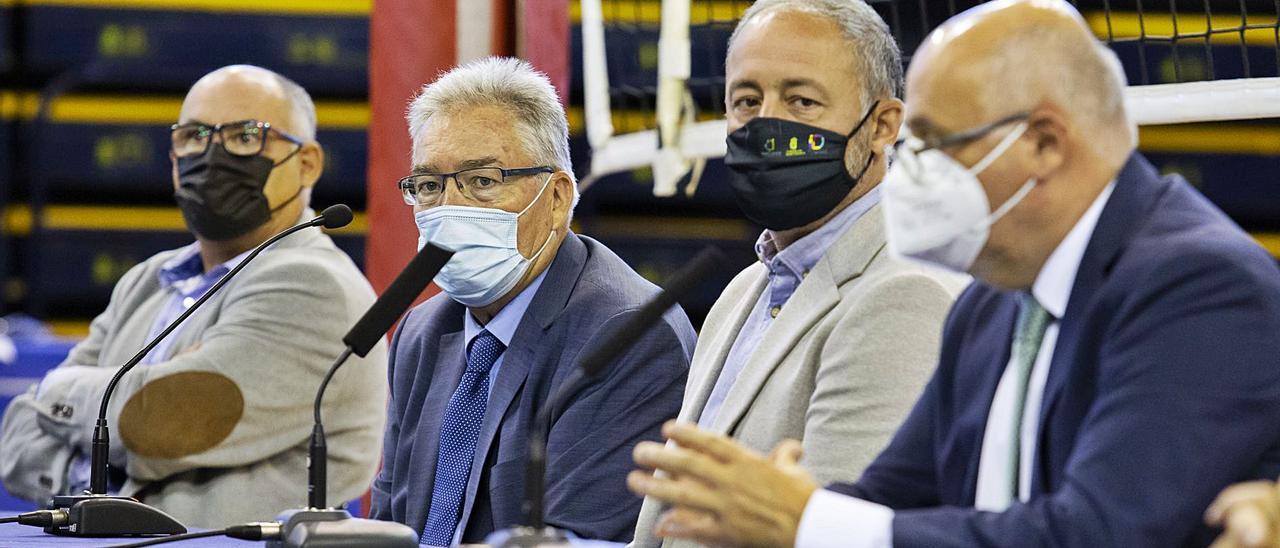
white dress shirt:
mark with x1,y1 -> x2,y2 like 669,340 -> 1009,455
795,183 -> 1115,548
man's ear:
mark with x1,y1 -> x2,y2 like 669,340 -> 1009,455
1026,107 -> 1068,179
869,97 -> 905,150
298,142 -> 325,189
550,171 -> 576,228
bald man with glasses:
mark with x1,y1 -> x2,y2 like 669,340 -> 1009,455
0,65 -> 388,528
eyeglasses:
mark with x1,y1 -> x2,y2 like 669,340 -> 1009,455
898,112 -> 1031,155
894,113 -> 1031,183
399,166 -> 554,207
170,119 -> 305,158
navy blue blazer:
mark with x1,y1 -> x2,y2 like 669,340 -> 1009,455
369,233 -> 696,542
832,153 -> 1280,546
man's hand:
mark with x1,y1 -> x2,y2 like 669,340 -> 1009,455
1207,480 -> 1280,548
627,420 -> 819,547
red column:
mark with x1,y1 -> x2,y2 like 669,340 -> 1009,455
365,0 -> 457,294
520,0 -> 571,106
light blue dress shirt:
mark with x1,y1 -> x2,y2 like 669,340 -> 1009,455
697,187 -> 882,428
461,268 -> 549,397
141,243 -> 251,365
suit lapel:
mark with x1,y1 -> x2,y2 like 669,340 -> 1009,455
456,233 -> 589,534
406,330 -> 466,534
678,268 -> 766,423
1031,154 -> 1168,494
709,204 -> 888,435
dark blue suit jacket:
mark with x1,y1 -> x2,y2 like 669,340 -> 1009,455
369,233 -> 695,542
832,153 -> 1280,546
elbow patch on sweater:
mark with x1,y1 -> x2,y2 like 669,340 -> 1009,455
119,371 -> 244,459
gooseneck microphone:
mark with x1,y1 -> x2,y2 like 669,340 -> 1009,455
41,204 -> 354,537
267,243 -> 453,548
309,242 -> 454,509
487,246 -> 726,548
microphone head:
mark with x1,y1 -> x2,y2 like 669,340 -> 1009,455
318,204 -> 354,229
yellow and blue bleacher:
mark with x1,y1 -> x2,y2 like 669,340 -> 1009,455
3,0 -> 371,319
0,0 -> 373,513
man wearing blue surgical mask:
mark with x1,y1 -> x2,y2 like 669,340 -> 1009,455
627,2 -> 1280,547
368,57 -> 697,546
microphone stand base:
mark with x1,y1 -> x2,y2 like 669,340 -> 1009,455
44,494 -> 186,536
267,508 -> 418,548
486,525 -> 571,547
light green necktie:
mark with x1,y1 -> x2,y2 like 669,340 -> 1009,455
1007,293 -> 1052,500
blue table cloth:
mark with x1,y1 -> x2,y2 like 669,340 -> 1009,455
0,522 -> 258,546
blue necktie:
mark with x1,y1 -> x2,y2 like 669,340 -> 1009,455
421,330 -> 504,546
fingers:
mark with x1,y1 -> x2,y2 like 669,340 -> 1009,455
1208,482 -> 1278,525
769,439 -> 804,466
1224,504 -> 1272,547
655,507 -> 726,546
633,441 -> 732,486
662,420 -> 754,463
628,470 -> 725,513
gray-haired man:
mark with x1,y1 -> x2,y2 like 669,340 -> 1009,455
631,1 -> 968,545
367,56 -> 697,545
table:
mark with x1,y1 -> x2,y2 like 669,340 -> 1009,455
0,522 -> 259,546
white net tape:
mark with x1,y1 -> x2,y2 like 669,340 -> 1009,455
578,0 -> 1280,193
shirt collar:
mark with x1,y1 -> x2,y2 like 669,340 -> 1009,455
1031,182 -> 1115,318
157,242 -> 253,290
464,267 -> 550,348
754,186 -> 883,277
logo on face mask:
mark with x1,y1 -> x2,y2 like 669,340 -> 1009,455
786,136 -> 803,157
809,134 -> 825,151
764,137 -> 776,153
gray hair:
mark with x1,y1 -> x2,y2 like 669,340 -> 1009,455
271,71 -> 317,141
729,0 -> 904,104
407,57 -> 578,210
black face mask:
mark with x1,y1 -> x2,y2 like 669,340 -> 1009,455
175,143 -> 300,241
724,101 -> 878,230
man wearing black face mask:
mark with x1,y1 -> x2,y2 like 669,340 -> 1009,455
0,65 -> 388,528
632,2 -> 968,546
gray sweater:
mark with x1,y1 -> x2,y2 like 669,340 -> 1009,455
0,215 -> 388,527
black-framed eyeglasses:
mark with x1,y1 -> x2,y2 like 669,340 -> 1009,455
399,166 -> 554,207
899,112 -> 1031,154
170,119 -> 305,159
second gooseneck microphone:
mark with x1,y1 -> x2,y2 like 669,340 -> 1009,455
45,205 -> 354,538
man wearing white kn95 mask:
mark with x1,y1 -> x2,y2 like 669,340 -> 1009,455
368,57 -> 696,546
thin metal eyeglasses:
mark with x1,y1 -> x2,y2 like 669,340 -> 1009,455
897,112 -> 1031,155
399,166 -> 554,207
170,119 -> 305,159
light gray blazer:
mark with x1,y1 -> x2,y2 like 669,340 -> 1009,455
632,203 -> 969,547
0,213 -> 387,528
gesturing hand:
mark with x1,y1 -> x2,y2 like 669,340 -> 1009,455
627,420 -> 819,547
1207,480 -> 1280,548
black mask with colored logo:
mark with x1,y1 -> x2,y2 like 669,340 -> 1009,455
724,101 -> 878,230
175,143 -> 298,241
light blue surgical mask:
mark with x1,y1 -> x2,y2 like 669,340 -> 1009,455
415,175 -> 556,308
